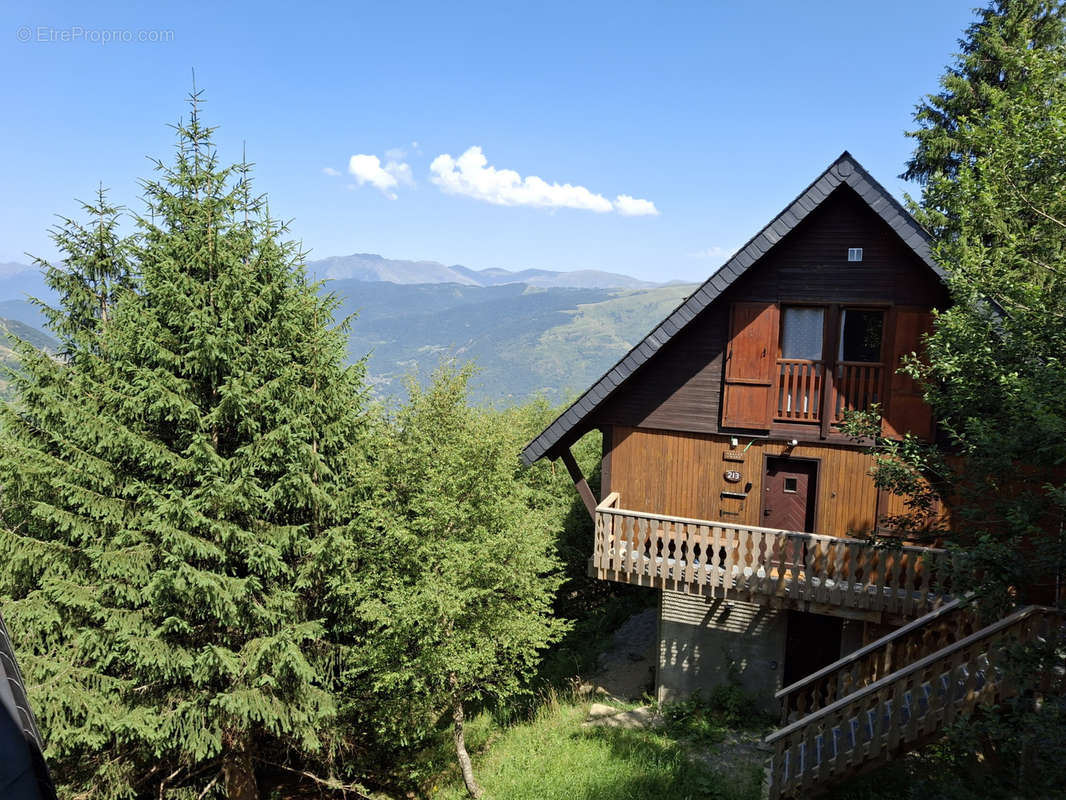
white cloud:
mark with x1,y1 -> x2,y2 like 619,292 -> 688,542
347,154 -> 413,199
322,166 -> 341,177
615,194 -> 659,217
430,146 -> 614,213
386,160 -> 414,186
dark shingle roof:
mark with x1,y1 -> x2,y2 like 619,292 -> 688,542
520,151 -> 945,466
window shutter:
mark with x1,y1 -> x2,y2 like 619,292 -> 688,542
722,301 -> 778,429
882,307 -> 934,440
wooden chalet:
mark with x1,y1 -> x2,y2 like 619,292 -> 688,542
522,152 -> 1064,797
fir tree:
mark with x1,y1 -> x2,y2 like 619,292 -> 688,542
903,0 -> 1066,235
846,3 -> 1066,791
0,92 -> 369,800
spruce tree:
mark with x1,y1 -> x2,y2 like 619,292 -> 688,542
903,0 -> 1066,236
847,3 -> 1066,790
890,0 -> 1066,610
30,185 -> 135,357
0,92 -> 369,799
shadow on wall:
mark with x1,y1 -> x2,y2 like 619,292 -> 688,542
659,597 -> 786,715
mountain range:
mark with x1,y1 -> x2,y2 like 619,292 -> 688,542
307,253 -> 667,289
0,255 -> 695,404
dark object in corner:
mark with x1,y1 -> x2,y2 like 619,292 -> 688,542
0,612 -> 57,800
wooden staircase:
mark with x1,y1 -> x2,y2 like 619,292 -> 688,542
763,600 -> 1065,799
586,496 -> 1064,797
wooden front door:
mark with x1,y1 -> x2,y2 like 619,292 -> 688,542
762,457 -> 817,532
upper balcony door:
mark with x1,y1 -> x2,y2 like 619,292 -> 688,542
775,304 -> 886,434
775,306 -> 826,425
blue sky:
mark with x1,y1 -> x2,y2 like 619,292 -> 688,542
2,1 -> 977,283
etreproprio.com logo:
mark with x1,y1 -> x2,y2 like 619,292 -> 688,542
17,25 -> 175,44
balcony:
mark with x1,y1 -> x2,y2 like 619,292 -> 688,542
775,359 -> 883,426
593,494 -> 952,620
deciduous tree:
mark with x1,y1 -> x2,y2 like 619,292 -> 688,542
353,365 -> 567,798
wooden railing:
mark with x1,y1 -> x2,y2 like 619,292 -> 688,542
776,359 -> 823,422
593,495 -> 952,618
764,606 -> 1065,800
832,362 -> 883,423
776,594 -> 980,724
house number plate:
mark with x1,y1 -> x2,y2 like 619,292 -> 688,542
724,470 -> 742,483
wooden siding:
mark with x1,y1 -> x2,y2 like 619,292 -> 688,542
593,294 -> 728,435
593,186 -> 948,437
607,425 -> 881,537
725,187 -> 946,306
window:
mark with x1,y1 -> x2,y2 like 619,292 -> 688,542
848,247 -> 863,261
784,477 -> 798,493
838,309 -> 884,363
780,306 -> 824,361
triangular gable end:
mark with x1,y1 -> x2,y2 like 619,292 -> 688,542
520,151 -> 945,466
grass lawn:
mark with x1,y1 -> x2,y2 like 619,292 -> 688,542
428,695 -> 764,800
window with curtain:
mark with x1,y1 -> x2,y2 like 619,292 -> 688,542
780,306 -> 824,360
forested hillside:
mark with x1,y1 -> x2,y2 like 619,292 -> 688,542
333,280 -> 694,403
0,273 -> 694,405
0,317 -> 56,400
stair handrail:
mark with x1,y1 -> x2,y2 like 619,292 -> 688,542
597,491 -> 620,510
775,593 -> 977,720
765,603 -> 1060,746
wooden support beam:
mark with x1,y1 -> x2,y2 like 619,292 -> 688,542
560,447 -> 597,520
820,303 -> 840,440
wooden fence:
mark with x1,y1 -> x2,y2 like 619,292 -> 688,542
593,494 -> 952,618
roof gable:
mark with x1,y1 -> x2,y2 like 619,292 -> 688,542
521,151 -> 945,466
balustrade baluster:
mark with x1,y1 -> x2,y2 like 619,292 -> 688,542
635,516 -> 648,577
722,526 -> 737,597
787,534 -> 802,600
697,524 -> 710,589
660,521 -> 672,581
